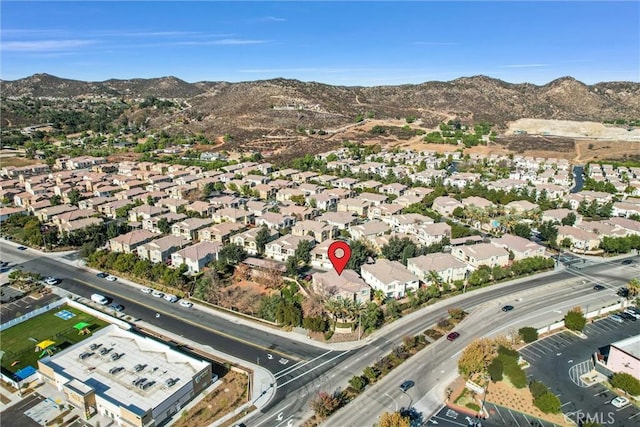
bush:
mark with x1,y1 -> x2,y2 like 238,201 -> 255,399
533,391 -> 562,414
610,372 -> 640,395
324,330 -> 334,341
303,316 -> 328,332
529,380 -> 549,399
564,308 -> 586,332
487,358 -> 503,382
466,402 -> 480,411
348,375 -> 367,393
448,307 -> 465,320
498,352 -> 526,389
518,327 -> 539,343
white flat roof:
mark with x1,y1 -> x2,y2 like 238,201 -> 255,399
612,334 -> 640,360
41,325 -> 209,416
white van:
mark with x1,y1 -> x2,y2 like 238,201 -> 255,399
164,294 -> 178,303
91,293 -> 108,305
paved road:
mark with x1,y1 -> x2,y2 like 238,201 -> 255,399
2,242 -> 637,426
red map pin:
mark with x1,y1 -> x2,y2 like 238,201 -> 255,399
328,241 -> 351,276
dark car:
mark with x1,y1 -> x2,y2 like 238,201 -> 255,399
447,332 -> 460,341
593,284 -> 606,291
16,246 -> 27,251
621,259 -> 634,265
618,312 -> 636,321
501,305 -> 514,312
96,272 -> 108,278
617,288 -> 629,297
399,380 -> 415,392
110,303 -> 124,312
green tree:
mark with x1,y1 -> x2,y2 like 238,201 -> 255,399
68,188 -> 81,206
533,391 -> 562,414
518,327 -> 539,343
564,307 -> 586,332
255,226 -> 270,255
294,239 -> 313,265
50,195 -> 62,206
610,372 -> 640,395
346,240 -> 375,271
217,243 -> 247,267
157,218 -> 171,234
348,375 -> 367,393
487,358 -> 503,382
538,221 -> 558,246
561,212 -> 577,226
512,223 -> 532,239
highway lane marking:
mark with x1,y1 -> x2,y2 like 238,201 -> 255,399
276,350 -> 350,388
72,278 -> 301,361
275,349 -> 333,379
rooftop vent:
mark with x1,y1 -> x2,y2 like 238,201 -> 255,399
89,343 -> 102,351
78,352 -> 93,360
133,364 -> 147,372
111,352 -> 124,361
132,377 -> 147,387
99,347 -> 112,355
109,366 -> 124,375
165,378 -> 179,387
142,381 -> 155,390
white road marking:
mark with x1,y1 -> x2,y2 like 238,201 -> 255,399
277,351 -> 349,388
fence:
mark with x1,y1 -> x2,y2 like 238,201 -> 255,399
536,299 -> 630,335
0,297 -> 67,331
66,299 -> 131,330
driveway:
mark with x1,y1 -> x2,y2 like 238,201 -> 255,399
519,318 -> 640,426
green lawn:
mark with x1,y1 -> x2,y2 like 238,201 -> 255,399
0,305 -> 109,374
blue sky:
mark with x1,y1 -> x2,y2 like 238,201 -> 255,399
1,1 -> 638,86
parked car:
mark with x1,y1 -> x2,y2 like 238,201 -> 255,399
96,272 -> 108,278
501,305 -> 514,312
447,332 -> 460,341
399,380 -> 415,392
152,291 -> 165,298
179,300 -> 193,308
164,294 -> 178,303
625,307 -> 640,319
140,287 -> 153,294
16,246 -> 27,251
611,396 -> 629,408
110,303 -> 124,312
608,314 -> 624,323
618,312 -> 636,321
621,259 -> 634,265
593,284 -> 606,291
105,275 -> 117,282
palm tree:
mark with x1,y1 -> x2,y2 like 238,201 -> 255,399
425,270 -> 444,289
324,299 -> 341,325
373,289 -> 385,305
627,278 -> 640,298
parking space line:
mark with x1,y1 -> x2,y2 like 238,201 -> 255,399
432,415 -> 467,426
536,341 -> 556,352
508,409 -> 521,427
561,401 -> 572,407
490,403 -> 506,424
520,348 -> 541,359
628,412 -> 640,420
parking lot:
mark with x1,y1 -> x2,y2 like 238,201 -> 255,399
429,405 -> 553,427
520,316 -> 640,426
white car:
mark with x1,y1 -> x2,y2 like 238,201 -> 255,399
611,396 -> 629,408
152,291 -> 165,298
105,275 -> 117,282
164,294 -> 178,303
140,287 -> 153,294
44,277 -> 59,285
179,300 -> 193,308
623,309 -> 640,320
609,314 -> 624,323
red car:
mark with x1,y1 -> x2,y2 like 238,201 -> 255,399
447,332 -> 460,341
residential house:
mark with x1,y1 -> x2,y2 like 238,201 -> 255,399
232,226 -> 279,256
292,220 -> 337,242
171,218 -> 214,241
171,241 -> 222,274
109,229 -> 156,254
432,196 -> 463,216
198,222 -> 246,243
337,199 -> 369,217
312,193 -> 339,211
245,201 -> 270,217
407,253 -> 468,284
255,212 -> 296,230
451,243 -> 510,268
367,203 -> 404,220
312,269 -> 370,303
491,234 -> 546,261
265,235 -> 315,262
137,235 -> 189,264
414,222 -> 451,246
317,211 -> 358,230
142,213 -> 188,234
185,201 -> 216,218
349,220 -> 390,240
128,205 -> 167,222
35,204 -> 78,222
212,208 -> 254,225
356,193 -> 388,206
52,209 -> 95,227
361,259 -> 419,299
59,217 -> 103,234
557,225 -> 600,252
506,200 -> 540,214
279,204 -> 317,220
379,183 -> 407,197
542,208 -> 582,225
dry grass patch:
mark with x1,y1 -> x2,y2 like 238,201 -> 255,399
172,371 -> 249,427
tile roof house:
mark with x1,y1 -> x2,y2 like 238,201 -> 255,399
451,243 -> 510,268
542,208 -> 582,225
197,222 -> 246,243
317,211 -> 358,230
59,217 -> 103,234
212,208 -> 254,225
367,203 -> 404,220
171,241 -> 222,274
312,269 -> 370,303
557,225 -> 600,252
491,234 -> 546,261
432,196 -> 463,216
349,220 -> 391,240
413,222 -> 452,246
109,229 -> 156,254
255,212 -> 296,230
137,235 -> 190,264
231,226 -> 279,256
171,218 -> 215,241
407,253 -> 468,284
361,259 -> 419,299
265,235 -> 315,262
292,220 -> 337,242
142,213 -> 188,234
505,200 -> 540,213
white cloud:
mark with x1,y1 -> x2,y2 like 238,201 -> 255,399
175,39 -> 270,46
1,39 -> 95,52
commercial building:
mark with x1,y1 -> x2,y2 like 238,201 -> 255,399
38,325 -> 213,427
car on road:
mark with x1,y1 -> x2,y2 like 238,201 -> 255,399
96,272 -> 108,278
164,294 -> 178,303
152,291 -> 165,298
608,314 -> 624,323
621,259 -> 634,265
610,396 -> 629,408
617,287 -> 629,297
105,275 -> 117,282
593,284 -> 606,291
399,380 -> 415,392
179,300 -> 193,308
447,332 -> 460,341
16,246 -> 27,251
140,287 -> 153,294
501,305 -> 514,312
43,276 -> 60,285
110,303 -> 124,312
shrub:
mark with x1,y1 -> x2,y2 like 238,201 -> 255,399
487,358 -> 503,382
504,362 -> 527,388
610,372 -> 640,395
466,402 -> 480,411
518,327 -> 539,343
324,330 -> 334,341
448,307 -> 465,320
564,308 -> 586,332
533,391 -> 562,414
497,345 -> 519,358
529,380 -> 549,399
348,375 -> 367,393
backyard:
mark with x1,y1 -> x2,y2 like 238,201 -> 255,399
0,305 -> 109,375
